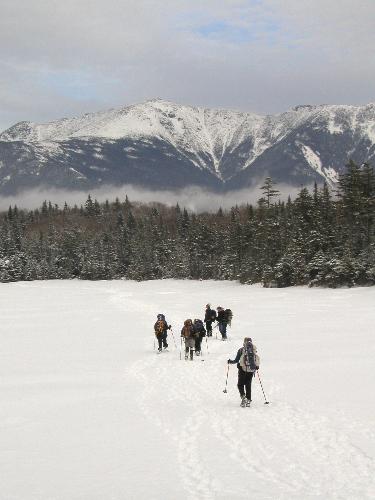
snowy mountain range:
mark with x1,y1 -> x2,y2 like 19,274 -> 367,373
1,99 -> 375,194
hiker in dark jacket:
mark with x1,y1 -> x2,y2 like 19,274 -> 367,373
216,306 -> 228,340
228,337 -> 259,407
204,304 -> 216,337
193,319 -> 206,356
154,313 -> 171,352
181,319 -> 196,360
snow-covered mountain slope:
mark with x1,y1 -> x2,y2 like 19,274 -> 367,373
1,99 -> 375,194
1,280 -> 375,500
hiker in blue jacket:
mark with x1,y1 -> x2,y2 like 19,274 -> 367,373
228,337 -> 259,407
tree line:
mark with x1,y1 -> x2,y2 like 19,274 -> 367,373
0,160 -> 374,287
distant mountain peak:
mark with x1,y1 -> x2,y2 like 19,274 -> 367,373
0,100 -> 374,195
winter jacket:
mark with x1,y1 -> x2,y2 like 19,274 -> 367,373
228,345 -> 258,371
154,319 -> 169,337
193,320 -> 206,338
204,308 -> 217,322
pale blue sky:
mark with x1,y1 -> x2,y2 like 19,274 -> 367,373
1,0 -> 374,131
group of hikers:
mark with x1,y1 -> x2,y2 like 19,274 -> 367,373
153,304 -> 233,355
153,305 -> 262,407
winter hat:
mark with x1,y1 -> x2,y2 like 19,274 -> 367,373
206,304 -> 210,308
244,337 -> 252,343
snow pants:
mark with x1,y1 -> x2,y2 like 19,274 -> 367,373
205,320 -> 213,336
237,368 -> 253,400
195,336 -> 203,353
218,322 -> 227,339
157,332 -> 168,350
184,337 -> 195,359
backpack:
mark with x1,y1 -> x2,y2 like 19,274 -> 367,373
194,319 -> 204,330
239,339 -> 259,372
155,320 -> 165,335
224,309 -> 233,325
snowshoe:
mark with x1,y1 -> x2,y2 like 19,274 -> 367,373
196,351 -> 200,356
157,348 -> 162,354
240,396 -> 247,408
245,399 -> 251,407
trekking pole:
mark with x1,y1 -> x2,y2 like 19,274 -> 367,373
179,337 -> 182,360
257,371 -> 270,404
170,328 -> 177,349
153,337 -> 155,351
223,364 -> 230,393
205,335 -> 209,355
200,342 -> 204,361
214,323 -> 218,340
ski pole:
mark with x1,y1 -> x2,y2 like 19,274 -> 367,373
170,327 -> 177,349
257,371 -> 270,404
223,364 -> 230,393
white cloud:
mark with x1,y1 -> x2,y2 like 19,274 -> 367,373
0,0 -> 375,132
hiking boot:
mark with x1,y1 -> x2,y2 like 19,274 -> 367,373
245,399 -> 251,407
240,395 -> 247,407
196,351 -> 200,356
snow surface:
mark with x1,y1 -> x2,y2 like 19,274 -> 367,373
1,280 -> 375,500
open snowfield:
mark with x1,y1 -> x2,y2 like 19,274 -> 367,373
1,280 -> 375,500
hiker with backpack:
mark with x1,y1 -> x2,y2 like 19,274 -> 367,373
181,319 -> 197,360
154,313 -> 171,353
227,337 -> 259,407
216,306 -> 229,340
204,304 -> 216,337
193,318 -> 206,356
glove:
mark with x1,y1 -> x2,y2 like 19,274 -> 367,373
227,359 -> 231,364
168,325 -> 171,330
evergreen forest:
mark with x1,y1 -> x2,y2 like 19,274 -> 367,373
1,161 -> 374,288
